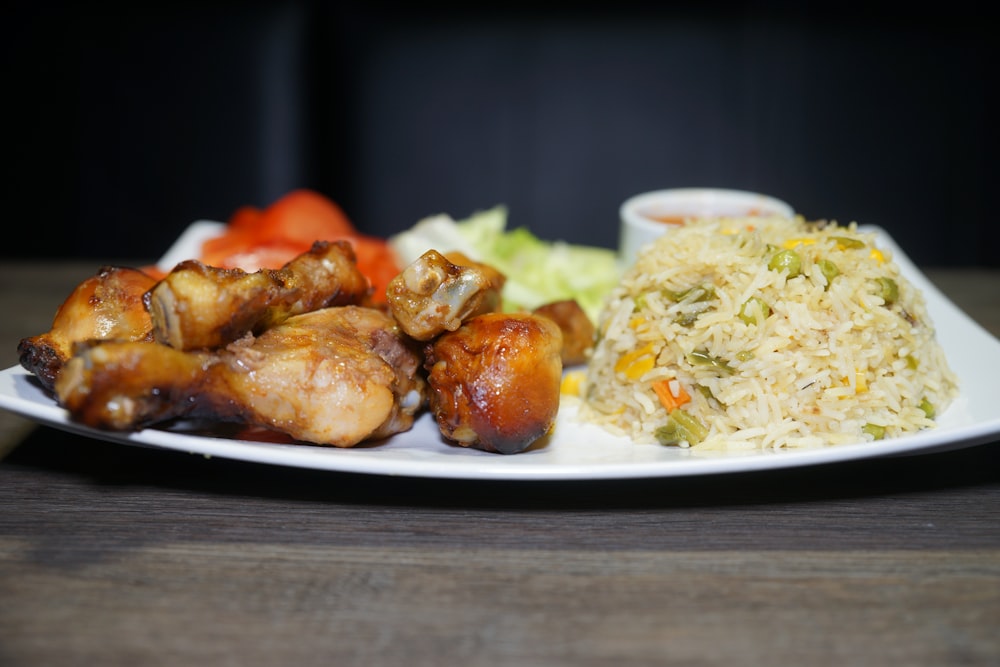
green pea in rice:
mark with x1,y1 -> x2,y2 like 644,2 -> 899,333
579,216 -> 959,451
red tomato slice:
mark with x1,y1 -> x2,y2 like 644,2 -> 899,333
255,189 -> 358,246
227,205 -> 263,231
196,189 -> 401,302
200,226 -> 268,268
346,234 -> 401,301
210,242 -> 307,272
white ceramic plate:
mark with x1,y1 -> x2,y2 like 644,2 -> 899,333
2,224 -> 999,480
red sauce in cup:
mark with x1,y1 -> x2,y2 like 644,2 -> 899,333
645,214 -> 689,225
643,208 -> 768,226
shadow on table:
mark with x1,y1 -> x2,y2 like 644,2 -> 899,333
4,425 -> 999,555
5,424 -> 998,509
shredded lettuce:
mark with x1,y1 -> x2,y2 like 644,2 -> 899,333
389,206 -> 621,323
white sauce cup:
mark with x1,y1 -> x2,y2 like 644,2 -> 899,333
619,188 -> 795,267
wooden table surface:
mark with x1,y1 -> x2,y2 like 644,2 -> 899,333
1,261 -> 998,667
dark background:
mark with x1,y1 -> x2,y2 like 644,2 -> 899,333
4,1 -> 996,266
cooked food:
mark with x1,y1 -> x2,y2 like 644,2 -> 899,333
55,306 -> 427,447
385,249 -> 500,342
386,251 -> 568,453
532,299 -> 596,366
18,265 -> 158,393
18,237 -> 570,454
146,240 -> 370,350
442,250 -> 506,315
579,216 -> 959,450
423,312 -> 563,454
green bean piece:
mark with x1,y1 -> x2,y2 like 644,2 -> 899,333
673,311 -> 701,327
665,284 -> 716,303
738,297 -> 771,325
817,258 -> 840,285
655,409 -> 709,446
831,236 -> 866,249
768,249 -> 802,277
687,350 -> 735,375
667,285 -> 716,326
862,423 -> 886,440
919,398 -> 935,419
875,277 -> 899,305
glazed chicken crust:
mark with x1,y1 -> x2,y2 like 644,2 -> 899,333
423,312 -> 563,454
22,240 -> 579,454
18,265 -> 157,393
385,249 -> 502,341
532,299 -> 595,366
146,239 -> 371,351
55,306 -> 427,447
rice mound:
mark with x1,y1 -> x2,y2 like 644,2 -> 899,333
579,216 -> 959,451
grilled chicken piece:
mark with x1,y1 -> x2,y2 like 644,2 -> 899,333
386,249 -> 503,342
441,251 -> 506,314
423,312 -> 563,454
532,299 -> 595,366
55,306 -> 427,447
146,240 -> 371,351
18,266 -> 157,393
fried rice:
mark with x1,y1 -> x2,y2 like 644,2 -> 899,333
578,216 -> 959,451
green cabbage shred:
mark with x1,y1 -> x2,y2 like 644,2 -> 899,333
388,206 -> 621,323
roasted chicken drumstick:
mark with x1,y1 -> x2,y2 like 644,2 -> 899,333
146,239 -> 371,350
423,312 -> 563,454
385,249 -> 502,341
55,306 -> 427,447
18,265 -> 158,393
532,299 -> 595,366
386,250 -> 571,453
21,239 -> 576,455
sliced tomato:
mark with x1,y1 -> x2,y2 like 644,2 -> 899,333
197,189 -> 400,302
227,205 -> 263,231
208,241 -> 307,272
346,234 -> 402,301
200,226 -> 268,268
254,189 -> 358,246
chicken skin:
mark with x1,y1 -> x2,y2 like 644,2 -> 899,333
55,306 -> 427,447
385,249 -> 502,342
423,312 -> 563,454
532,299 -> 595,366
146,240 -> 371,351
21,243 -> 575,456
18,265 -> 157,393
442,250 -> 506,315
